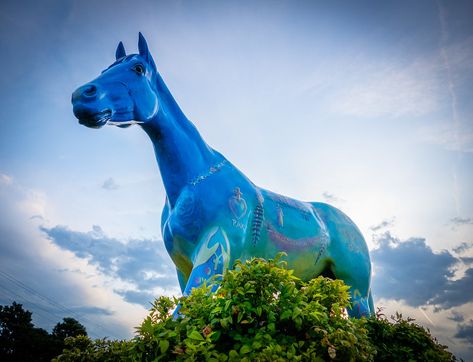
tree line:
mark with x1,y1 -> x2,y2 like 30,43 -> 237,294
0,302 -> 87,362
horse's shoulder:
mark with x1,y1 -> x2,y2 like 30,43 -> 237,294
165,188 -> 204,240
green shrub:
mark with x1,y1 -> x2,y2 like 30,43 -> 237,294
54,254 -> 456,361
365,311 -> 455,362
53,335 -> 134,361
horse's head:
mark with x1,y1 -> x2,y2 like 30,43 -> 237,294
72,33 -> 159,128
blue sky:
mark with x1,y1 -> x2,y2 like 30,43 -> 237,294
1,0 -> 472,358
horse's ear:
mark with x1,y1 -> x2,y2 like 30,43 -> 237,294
138,32 -> 156,69
115,41 -> 126,60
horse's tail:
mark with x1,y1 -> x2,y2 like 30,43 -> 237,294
368,290 -> 375,316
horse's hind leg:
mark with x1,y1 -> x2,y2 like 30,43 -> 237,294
326,232 -> 373,318
329,259 -> 373,318
311,202 -> 374,318
348,287 -> 372,318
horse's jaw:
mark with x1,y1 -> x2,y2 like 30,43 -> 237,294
81,108 -> 147,129
76,109 -> 112,129
107,119 -> 145,128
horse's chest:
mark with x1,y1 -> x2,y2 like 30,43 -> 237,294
166,192 -> 203,242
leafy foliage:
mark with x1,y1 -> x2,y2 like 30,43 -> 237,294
54,335 -> 134,361
365,310 -> 455,361
53,317 -> 88,340
54,255 -> 457,361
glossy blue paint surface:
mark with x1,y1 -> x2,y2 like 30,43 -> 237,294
72,33 -> 374,318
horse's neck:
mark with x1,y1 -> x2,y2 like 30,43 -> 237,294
142,107 -> 221,207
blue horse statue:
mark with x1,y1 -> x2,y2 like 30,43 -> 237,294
72,34 -> 374,318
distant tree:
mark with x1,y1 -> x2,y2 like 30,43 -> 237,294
0,303 -> 88,361
53,317 -> 87,340
0,302 -> 56,361
52,317 -> 88,356
0,302 -> 34,360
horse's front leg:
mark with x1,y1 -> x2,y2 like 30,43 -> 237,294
173,226 -> 231,319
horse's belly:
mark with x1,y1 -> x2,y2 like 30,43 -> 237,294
247,190 -> 330,280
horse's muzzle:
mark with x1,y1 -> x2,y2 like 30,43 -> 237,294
74,108 -> 112,128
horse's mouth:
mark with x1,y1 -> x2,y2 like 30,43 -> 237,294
77,110 -> 112,128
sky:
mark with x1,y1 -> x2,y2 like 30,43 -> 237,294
0,0 -> 472,358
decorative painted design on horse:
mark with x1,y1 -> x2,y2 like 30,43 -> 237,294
71,33 -> 374,318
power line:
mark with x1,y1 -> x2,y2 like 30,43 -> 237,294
0,270 -> 111,338
0,283 -> 103,339
0,270 -> 118,338
0,284 -> 63,328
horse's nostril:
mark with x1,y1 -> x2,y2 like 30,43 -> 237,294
82,84 -> 97,98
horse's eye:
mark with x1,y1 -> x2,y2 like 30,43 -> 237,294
133,64 -> 145,74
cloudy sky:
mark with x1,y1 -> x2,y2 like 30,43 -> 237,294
1,0 -> 472,358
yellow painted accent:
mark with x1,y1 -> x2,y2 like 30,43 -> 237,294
173,252 -> 193,278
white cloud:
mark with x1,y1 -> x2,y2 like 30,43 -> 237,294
0,176 -> 150,339
102,177 -> 119,190
325,36 -> 473,122
321,191 -> 344,204
0,173 -> 13,185
370,217 -> 396,232
371,231 -> 473,358
418,122 -> 473,153
372,232 -> 473,309
329,58 -> 440,119
41,224 -> 180,306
